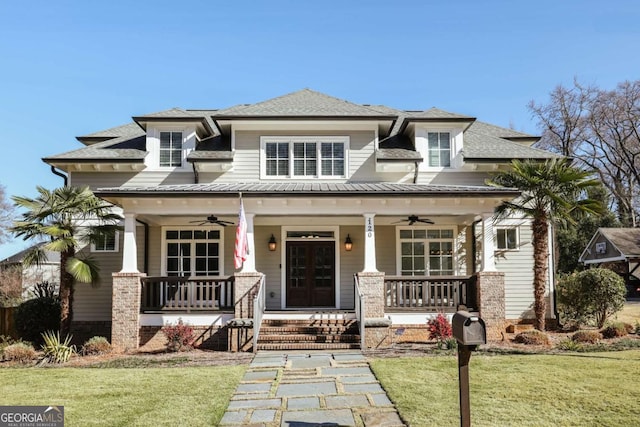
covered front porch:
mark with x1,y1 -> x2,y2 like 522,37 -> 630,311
98,183 -> 514,352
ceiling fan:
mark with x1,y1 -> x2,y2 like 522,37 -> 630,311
189,215 -> 235,227
393,215 -> 434,225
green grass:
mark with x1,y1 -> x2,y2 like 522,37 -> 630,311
0,366 -> 245,426
371,350 -> 640,427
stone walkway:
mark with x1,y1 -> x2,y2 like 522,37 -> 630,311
220,351 -> 406,427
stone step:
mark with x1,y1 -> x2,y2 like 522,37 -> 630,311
256,342 -> 361,351
259,326 -> 358,334
258,334 -> 360,343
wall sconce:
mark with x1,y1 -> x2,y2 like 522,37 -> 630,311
268,234 -> 277,251
344,234 -> 353,252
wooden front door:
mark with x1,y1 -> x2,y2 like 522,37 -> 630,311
286,241 -> 335,307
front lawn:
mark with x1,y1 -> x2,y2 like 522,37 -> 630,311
371,350 -> 640,427
0,365 -> 245,426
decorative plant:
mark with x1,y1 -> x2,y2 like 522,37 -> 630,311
41,330 -> 75,363
161,319 -> 195,352
514,330 -> 550,345
81,336 -> 111,355
427,313 -> 453,349
571,330 -> 602,344
3,342 -> 36,363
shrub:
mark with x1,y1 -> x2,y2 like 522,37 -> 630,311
556,338 -> 583,351
427,313 -> 453,349
601,322 -> 633,339
81,336 -> 111,355
41,331 -> 75,363
14,296 -> 60,344
571,330 -> 602,344
3,342 -> 36,363
0,265 -> 23,307
161,319 -> 194,352
635,321 -> 640,335
30,281 -> 58,299
514,330 -> 550,345
556,268 -> 626,328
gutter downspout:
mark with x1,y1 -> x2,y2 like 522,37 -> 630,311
191,162 -> 199,184
413,161 -> 419,184
50,166 -> 68,187
135,219 -> 149,274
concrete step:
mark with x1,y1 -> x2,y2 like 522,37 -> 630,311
260,326 -> 358,334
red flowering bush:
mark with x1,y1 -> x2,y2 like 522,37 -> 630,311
161,319 -> 195,352
427,313 -> 453,348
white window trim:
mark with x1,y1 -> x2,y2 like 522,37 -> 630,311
160,226 -> 225,277
260,136 -> 350,180
415,127 -> 461,172
146,126 -> 194,171
395,226 -> 458,276
495,226 -> 520,251
91,231 -> 120,253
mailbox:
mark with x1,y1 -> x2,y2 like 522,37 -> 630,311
452,311 -> 486,346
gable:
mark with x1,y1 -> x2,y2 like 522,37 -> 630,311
580,228 -> 640,264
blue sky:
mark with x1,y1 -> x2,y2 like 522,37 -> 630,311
1,0 -> 638,258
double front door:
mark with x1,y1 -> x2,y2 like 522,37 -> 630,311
286,241 -> 335,307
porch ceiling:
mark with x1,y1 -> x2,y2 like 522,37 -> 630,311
97,183 -> 517,218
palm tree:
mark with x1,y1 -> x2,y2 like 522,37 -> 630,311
11,186 -> 121,335
488,159 -> 602,331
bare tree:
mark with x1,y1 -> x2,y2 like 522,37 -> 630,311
0,185 -> 15,244
530,79 -> 640,226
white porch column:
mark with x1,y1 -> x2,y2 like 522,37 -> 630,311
363,213 -> 378,272
120,213 -> 139,273
240,213 -> 256,273
481,214 -> 497,272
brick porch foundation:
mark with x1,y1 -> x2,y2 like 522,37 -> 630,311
111,272 -> 145,353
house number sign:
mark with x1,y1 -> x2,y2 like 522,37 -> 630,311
366,217 -> 374,237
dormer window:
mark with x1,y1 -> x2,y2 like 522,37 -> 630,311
428,132 -> 451,167
261,136 -> 348,179
160,131 -> 183,167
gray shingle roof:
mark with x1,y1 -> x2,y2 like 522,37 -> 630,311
212,89 -> 396,118
187,136 -> 233,161
77,122 -> 144,143
467,121 -> 536,140
1,242 -> 60,264
44,134 -> 147,162
463,128 -> 560,161
96,182 -> 519,197
377,148 -> 423,161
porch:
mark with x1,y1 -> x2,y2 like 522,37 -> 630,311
138,274 -> 478,315
130,274 -> 482,351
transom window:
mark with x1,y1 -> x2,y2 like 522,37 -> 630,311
164,229 -> 221,276
496,227 -> 518,250
159,131 -> 183,167
399,228 -> 455,276
427,132 -> 451,167
262,136 -> 348,178
91,230 -> 118,252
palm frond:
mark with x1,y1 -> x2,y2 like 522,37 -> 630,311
65,256 -> 100,284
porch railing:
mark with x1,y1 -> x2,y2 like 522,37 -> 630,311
384,275 -> 476,312
354,275 -> 365,349
252,275 -> 266,352
140,276 -> 235,312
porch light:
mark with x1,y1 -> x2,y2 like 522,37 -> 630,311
268,234 -> 277,251
344,234 -> 353,251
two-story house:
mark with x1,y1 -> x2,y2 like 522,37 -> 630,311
43,89 -> 560,352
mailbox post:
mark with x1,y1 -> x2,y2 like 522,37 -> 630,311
452,311 -> 486,427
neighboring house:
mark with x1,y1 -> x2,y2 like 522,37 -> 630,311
579,227 -> 640,298
0,243 -> 60,299
43,89 -> 560,352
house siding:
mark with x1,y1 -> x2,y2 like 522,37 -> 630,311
492,220 -> 537,319
209,130 -> 378,183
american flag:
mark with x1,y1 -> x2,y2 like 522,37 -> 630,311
234,198 -> 248,269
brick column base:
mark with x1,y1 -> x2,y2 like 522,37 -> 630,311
476,271 -> 506,340
356,272 -> 385,318
233,272 -> 264,319
111,272 -> 145,353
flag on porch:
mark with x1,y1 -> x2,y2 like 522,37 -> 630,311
234,198 -> 248,269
